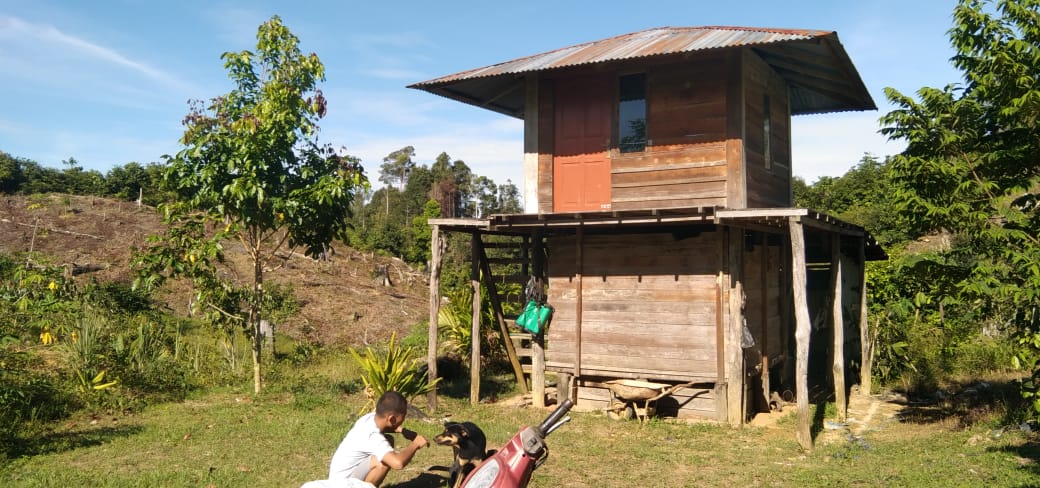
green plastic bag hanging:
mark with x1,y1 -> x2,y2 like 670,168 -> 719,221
516,300 -> 552,334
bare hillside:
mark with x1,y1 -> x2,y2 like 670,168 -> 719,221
0,194 -> 429,346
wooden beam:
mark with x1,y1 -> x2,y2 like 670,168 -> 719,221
831,234 -> 847,422
470,233 -> 482,405
533,332 -> 546,408
858,237 -> 872,394
790,217 -> 813,450
726,227 -> 744,425
427,225 -> 443,412
716,233 -> 728,422
780,232 -> 793,387
725,49 -> 746,209
573,226 -> 584,401
531,234 -> 546,408
760,234 -> 770,411
475,239 -> 529,395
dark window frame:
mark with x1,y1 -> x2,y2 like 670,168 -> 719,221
618,73 -> 647,153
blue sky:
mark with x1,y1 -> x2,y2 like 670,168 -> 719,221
1,1 -> 960,191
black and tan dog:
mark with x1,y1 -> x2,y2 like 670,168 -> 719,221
434,421 -> 488,488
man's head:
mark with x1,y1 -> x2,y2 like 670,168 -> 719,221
374,391 -> 408,433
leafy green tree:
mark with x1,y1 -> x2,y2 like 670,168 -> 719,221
60,157 -> 105,196
379,146 -> 416,191
880,0 -> 1040,416
105,162 -> 151,201
135,16 -> 366,394
497,179 -> 522,214
792,154 -> 914,246
430,152 -> 473,217
0,151 -> 27,194
18,160 -> 63,195
408,199 -> 441,264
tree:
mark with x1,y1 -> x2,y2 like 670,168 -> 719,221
880,0 -> 1040,417
497,179 -> 522,214
0,151 -> 26,194
792,154 -> 914,247
472,175 -> 498,217
106,162 -> 150,201
430,153 -> 473,217
379,146 -> 416,191
135,16 -> 366,394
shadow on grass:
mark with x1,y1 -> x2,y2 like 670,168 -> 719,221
386,472 -> 447,488
810,400 -> 827,441
894,378 -> 1027,429
990,440 -> 1040,487
4,423 -> 143,458
437,369 -> 518,402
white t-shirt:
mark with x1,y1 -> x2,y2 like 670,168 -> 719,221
327,412 -> 394,481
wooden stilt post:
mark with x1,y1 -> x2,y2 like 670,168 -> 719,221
531,233 -> 546,408
726,227 -> 745,425
780,234 -> 793,386
789,217 -> 812,450
858,237 -> 872,394
427,225 -> 443,411
573,226 -> 584,402
831,235 -> 847,422
760,236 -> 771,411
470,233 -> 482,405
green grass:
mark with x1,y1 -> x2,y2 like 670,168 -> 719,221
2,352 -> 1038,487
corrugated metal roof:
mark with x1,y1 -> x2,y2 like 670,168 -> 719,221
409,26 -> 875,117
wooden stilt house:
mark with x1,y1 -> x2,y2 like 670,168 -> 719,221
411,26 -> 886,448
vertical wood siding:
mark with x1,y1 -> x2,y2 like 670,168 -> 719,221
743,49 -> 793,208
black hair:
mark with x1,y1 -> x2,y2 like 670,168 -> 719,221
375,391 -> 408,416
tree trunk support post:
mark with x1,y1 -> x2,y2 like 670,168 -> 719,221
831,234 -> 847,422
573,226 -> 584,402
858,237 -> 872,395
531,233 -> 546,408
725,226 -> 745,425
470,233 -> 482,405
789,217 -> 812,450
427,225 -> 443,412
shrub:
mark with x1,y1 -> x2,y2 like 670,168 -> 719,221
349,332 -> 439,412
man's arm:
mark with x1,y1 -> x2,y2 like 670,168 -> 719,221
381,432 -> 428,470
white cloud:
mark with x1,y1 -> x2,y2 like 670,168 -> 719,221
0,15 -> 189,92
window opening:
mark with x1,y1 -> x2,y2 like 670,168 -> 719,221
619,74 -> 646,153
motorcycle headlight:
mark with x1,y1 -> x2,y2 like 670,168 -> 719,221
462,458 -> 500,488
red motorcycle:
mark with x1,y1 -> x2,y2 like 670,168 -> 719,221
458,399 -> 574,488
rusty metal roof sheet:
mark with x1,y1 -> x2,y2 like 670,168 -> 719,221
409,26 -> 875,117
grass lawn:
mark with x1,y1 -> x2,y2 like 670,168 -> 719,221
2,361 -> 1038,487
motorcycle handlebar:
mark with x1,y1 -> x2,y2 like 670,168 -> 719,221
537,398 -> 574,436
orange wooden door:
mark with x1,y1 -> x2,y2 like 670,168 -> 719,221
553,77 -> 611,212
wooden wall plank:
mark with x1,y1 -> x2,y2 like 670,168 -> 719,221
742,48 -> 793,208
575,382 -> 718,420
546,231 -> 722,382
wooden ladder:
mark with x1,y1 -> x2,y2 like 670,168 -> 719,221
477,234 -> 548,406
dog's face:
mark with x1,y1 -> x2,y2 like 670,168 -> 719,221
434,422 -> 469,448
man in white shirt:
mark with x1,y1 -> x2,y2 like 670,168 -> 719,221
304,391 -> 429,488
